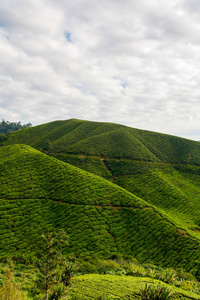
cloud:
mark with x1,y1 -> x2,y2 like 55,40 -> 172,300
0,0 -> 200,140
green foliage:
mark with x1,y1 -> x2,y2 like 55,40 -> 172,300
1,258 -> 200,299
97,259 -> 123,275
49,154 -> 112,178
55,229 -> 69,263
140,283 -> 173,300
126,263 -> 146,277
0,120 -> 31,135
61,261 -> 76,286
157,269 -> 178,285
0,134 -> 8,146
3,118 -> 200,164
42,139 -> 53,152
1,143 -> 200,277
2,119 -> 200,279
36,232 -> 60,299
0,262 -> 28,300
48,283 -> 67,300
70,274 -> 200,300
0,144 -> 144,208
78,261 -> 98,274
98,293 -> 115,300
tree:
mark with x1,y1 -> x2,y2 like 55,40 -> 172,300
35,230 -> 69,300
0,134 -> 8,146
42,139 -> 53,152
0,120 -> 32,134
56,229 -> 69,263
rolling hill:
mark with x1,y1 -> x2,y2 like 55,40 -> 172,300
3,118 -> 200,164
1,119 -> 200,279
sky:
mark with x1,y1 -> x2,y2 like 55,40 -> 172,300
1,0 -> 200,140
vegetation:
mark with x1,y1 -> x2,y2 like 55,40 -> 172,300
1,256 -> 200,299
0,120 -> 32,134
36,232 -> 64,299
0,262 -> 28,300
68,272 -> 200,299
140,283 -> 173,300
1,140 -> 200,276
34,231 -> 71,299
1,118 -> 200,298
42,139 -> 53,152
3,118 -> 200,164
49,153 -> 112,178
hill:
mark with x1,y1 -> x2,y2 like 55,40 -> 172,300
1,144 -> 200,279
3,118 -> 200,164
3,119 -> 200,231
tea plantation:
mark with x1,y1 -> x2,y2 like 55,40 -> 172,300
2,119 -> 200,299
0,143 -> 200,278
4,118 -> 200,164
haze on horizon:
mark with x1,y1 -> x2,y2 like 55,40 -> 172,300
1,0 -> 200,141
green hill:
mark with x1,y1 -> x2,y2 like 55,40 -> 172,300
3,118 -> 200,164
105,159 -> 200,229
2,119 -> 200,279
1,144 -> 200,279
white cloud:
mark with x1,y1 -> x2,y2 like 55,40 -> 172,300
0,0 -> 200,140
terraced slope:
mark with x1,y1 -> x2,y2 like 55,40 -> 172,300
3,118 -> 200,164
104,160 -> 200,230
0,145 -> 145,207
53,156 -> 200,237
1,144 -> 200,278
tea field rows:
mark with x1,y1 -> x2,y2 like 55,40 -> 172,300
1,145 -> 200,278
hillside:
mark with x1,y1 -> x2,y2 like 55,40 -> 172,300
2,119 -> 200,279
3,118 -> 200,164
4,119 -> 200,232
1,144 -> 200,280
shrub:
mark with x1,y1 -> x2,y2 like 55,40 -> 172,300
140,283 -> 173,300
48,283 -> 67,300
98,293 -> 114,300
61,261 -> 77,286
79,262 -> 98,274
176,268 -> 196,282
97,260 -> 123,275
157,268 -> 177,285
175,280 -> 200,294
0,264 -> 28,300
126,263 -> 146,277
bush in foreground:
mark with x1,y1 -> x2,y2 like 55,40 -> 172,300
140,283 -> 173,300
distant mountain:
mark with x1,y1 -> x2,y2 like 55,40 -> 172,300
1,120 -> 200,278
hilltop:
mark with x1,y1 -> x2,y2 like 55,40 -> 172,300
3,118 -> 200,164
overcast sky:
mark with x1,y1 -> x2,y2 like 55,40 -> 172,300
1,0 -> 200,140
